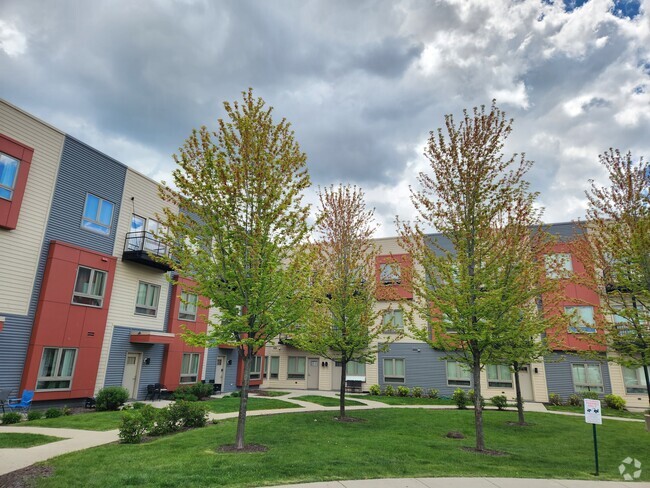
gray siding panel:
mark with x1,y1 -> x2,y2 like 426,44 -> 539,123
205,347 -> 238,392
0,314 -> 33,393
544,352 -> 612,401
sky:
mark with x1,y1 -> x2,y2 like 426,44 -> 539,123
0,0 -> 648,237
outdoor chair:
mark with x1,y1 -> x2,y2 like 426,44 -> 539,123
145,384 -> 156,401
0,389 -> 13,413
154,383 -> 168,400
6,389 -> 34,414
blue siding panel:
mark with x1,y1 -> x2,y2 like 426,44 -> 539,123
0,314 -> 33,394
205,347 -> 238,392
544,352 -> 612,401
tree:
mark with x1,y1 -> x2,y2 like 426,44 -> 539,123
575,149 -> 650,405
158,89 -> 313,449
398,101 -> 552,450
292,185 -> 402,418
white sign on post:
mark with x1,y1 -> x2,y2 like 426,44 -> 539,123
584,399 -> 602,425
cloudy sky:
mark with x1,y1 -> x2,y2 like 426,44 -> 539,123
0,0 -> 648,236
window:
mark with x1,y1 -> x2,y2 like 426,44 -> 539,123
180,353 -> 200,383
565,306 -> 596,333
487,364 -> 513,388
264,356 -> 279,379
572,363 -> 603,392
545,253 -> 573,278
36,348 -> 77,390
383,358 -> 405,383
72,266 -> 107,307
0,152 -> 20,200
346,361 -> 366,378
179,292 -> 198,321
250,356 -> 262,380
135,282 -> 160,316
382,309 -> 404,333
380,263 -> 401,285
446,360 -> 471,386
623,366 -> 648,394
288,356 -> 306,379
82,193 -> 114,236
127,214 -> 146,251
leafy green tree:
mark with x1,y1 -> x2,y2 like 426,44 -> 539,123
158,89 -> 313,449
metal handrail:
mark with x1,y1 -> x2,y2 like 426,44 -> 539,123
124,231 -> 168,257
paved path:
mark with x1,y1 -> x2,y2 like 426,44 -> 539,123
271,478 -> 650,488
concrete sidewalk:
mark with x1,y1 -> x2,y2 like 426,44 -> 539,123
270,478 -> 650,488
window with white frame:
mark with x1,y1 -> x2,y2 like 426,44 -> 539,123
180,353 -> 200,383
264,356 -> 279,379
135,282 -> 160,316
382,309 -> 404,333
287,356 -> 306,379
545,253 -> 573,278
346,361 -> 366,378
446,360 -> 472,386
179,292 -> 198,321
72,266 -> 107,307
0,152 -> 20,200
250,356 -> 262,380
623,366 -> 648,394
571,363 -> 603,392
36,348 -> 77,390
81,193 -> 114,236
487,364 -> 513,388
383,358 -> 405,383
380,262 -> 401,285
565,306 -> 596,333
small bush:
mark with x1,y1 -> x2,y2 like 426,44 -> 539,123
603,394 -> 626,410
428,388 -> 440,399
172,401 -> 208,428
192,383 -> 214,400
491,395 -> 508,411
96,386 -> 130,411
568,394 -> 582,406
27,410 -> 43,421
452,388 -> 468,409
132,402 -> 146,410
468,389 -> 486,408
368,384 -> 381,396
412,387 -> 423,398
62,406 -> 72,416
172,385 -> 198,402
383,385 -> 395,397
548,393 -> 561,405
119,411 -> 153,444
229,390 -> 241,398
45,408 -> 63,419
580,391 -> 599,401
2,412 -> 22,425
397,386 -> 410,397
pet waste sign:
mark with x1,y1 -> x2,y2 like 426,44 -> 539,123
584,398 -> 602,475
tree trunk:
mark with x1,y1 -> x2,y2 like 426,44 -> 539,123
642,355 -> 650,407
472,353 -> 484,451
339,359 -> 347,418
235,352 -> 251,449
513,364 -> 525,425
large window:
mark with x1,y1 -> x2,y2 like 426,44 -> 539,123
487,364 -> 513,388
72,266 -> 107,307
346,361 -> 366,378
135,282 -> 160,316
37,348 -> 77,390
545,253 -> 573,278
446,360 -> 471,387
623,366 -> 648,394
565,306 -> 596,333
0,152 -> 19,200
179,292 -> 198,321
265,356 -> 280,379
288,356 -> 306,379
380,263 -> 401,285
250,356 -> 262,380
382,309 -> 404,333
81,193 -> 114,236
180,353 -> 200,383
383,358 -> 405,383
571,363 -> 603,392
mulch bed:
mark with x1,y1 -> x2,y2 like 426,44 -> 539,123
217,443 -> 268,453
0,465 -> 53,488
333,416 -> 367,423
461,447 -> 508,456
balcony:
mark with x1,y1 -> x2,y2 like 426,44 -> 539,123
122,231 -> 172,272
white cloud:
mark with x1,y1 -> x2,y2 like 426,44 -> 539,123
0,20 -> 26,57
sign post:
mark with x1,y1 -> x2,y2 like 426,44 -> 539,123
584,398 -> 602,476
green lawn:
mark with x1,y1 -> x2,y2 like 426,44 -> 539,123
0,433 -> 65,448
204,397 -> 300,413
292,395 -> 365,407
546,405 -> 645,420
350,395 -> 455,406
23,411 -> 124,431
252,390 -> 290,397
34,409 -> 650,487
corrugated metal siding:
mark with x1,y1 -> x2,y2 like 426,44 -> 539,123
204,348 -> 238,392
544,352 -> 612,401
103,326 -> 165,400
0,314 -> 34,393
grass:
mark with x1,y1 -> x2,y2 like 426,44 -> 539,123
350,395 -> 455,406
22,411 -> 124,431
292,395 -> 366,407
203,397 -> 300,413
546,405 -> 645,420
34,409 -> 650,487
0,433 -> 65,448
252,390 -> 290,397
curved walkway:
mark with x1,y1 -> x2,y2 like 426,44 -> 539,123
272,478 -> 650,487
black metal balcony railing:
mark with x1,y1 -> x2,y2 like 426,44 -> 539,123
122,231 -> 172,272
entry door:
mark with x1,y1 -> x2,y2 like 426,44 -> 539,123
307,357 -> 319,389
215,355 -> 227,391
518,365 -> 534,401
331,361 -> 342,391
122,352 -> 142,399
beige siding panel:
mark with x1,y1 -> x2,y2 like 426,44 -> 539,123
608,362 -> 647,409
531,361 -> 549,403
94,323 -> 116,394
0,101 -> 65,315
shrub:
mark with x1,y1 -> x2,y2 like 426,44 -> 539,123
229,390 -> 241,398
491,395 -> 508,411
568,394 -> 582,406
2,412 -> 22,425
428,388 -> 440,399
452,388 -> 468,409
580,391 -> 599,400
397,386 -> 410,397
412,387 -> 423,398
468,389 -> 486,408
132,402 -> 146,410
603,394 -> 626,410
368,384 -> 381,396
383,385 -> 395,397
172,385 -> 198,402
62,406 -> 72,416
45,408 -> 63,419
96,386 -> 129,411
172,401 -> 208,428
192,383 -> 214,400
548,393 -> 561,406
27,410 -> 43,421
119,411 -> 153,444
